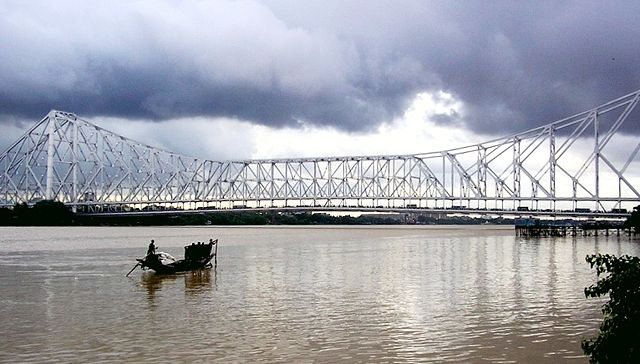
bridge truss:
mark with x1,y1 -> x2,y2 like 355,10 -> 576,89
1,90 -> 640,214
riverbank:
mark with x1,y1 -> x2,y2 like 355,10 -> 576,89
0,200 -> 517,226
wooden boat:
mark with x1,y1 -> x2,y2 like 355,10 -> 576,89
129,239 -> 218,275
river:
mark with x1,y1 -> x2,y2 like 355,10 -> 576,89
0,225 -> 638,363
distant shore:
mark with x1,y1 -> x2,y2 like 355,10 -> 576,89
0,201 -> 514,226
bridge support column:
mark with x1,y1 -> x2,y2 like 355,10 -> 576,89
45,113 -> 56,201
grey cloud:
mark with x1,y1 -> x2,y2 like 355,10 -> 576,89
1,0 -> 639,136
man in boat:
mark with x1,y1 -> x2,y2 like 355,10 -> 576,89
147,239 -> 156,256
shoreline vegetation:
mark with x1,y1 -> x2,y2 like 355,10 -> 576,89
1,200 -> 638,229
0,200 -> 515,226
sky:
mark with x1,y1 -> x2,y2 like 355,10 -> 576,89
1,0 -> 640,160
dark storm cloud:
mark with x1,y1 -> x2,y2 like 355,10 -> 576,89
1,0 -> 639,134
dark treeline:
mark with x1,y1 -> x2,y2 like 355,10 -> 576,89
626,205 -> 640,230
0,201 -> 74,226
0,200 -> 403,226
0,200 -> 518,226
79,210 -> 515,226
4,200 -> 637,227
77,210 -> 407,226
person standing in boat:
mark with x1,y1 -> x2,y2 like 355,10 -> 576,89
147,239 -> 156,256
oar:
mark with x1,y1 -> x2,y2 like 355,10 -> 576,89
214,239 -> 218,267
125,262 -> 141,277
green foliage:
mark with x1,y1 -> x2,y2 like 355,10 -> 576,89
624,205 -> 640,231
582,254 -> 640,363
32,200 -> 73,225
0,200 -> 73,225
1,203 -> 512,226
12,202 -> 30,224
0,207 -> 13,225
77,211 -> 404,226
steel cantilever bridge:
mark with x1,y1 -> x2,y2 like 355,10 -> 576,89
1,90 -> 640,218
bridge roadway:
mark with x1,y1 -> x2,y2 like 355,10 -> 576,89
81,206 -> 631,219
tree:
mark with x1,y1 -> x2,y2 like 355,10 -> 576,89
32,200 -> 73,225
0,207 -> 14,225
582,254 -> 640,363
624,205 -> 640,232
13,202 -> 32,225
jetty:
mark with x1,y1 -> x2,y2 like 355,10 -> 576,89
515,218 -> 633,237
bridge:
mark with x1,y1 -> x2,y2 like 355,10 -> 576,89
1,90 -> 639,218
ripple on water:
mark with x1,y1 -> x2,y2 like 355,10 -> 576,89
0,226 -> 637,363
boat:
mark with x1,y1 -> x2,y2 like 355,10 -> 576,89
128,239 -> 218,275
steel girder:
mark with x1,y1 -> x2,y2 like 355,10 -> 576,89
1,90 -> 640,212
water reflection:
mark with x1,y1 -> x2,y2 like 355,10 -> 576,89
139,268 -> 215,303
184,268 -> 215,293
140,272 -> 178,301
2,226 -> 639,363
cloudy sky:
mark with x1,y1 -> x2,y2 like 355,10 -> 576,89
1,0 -> 639,160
